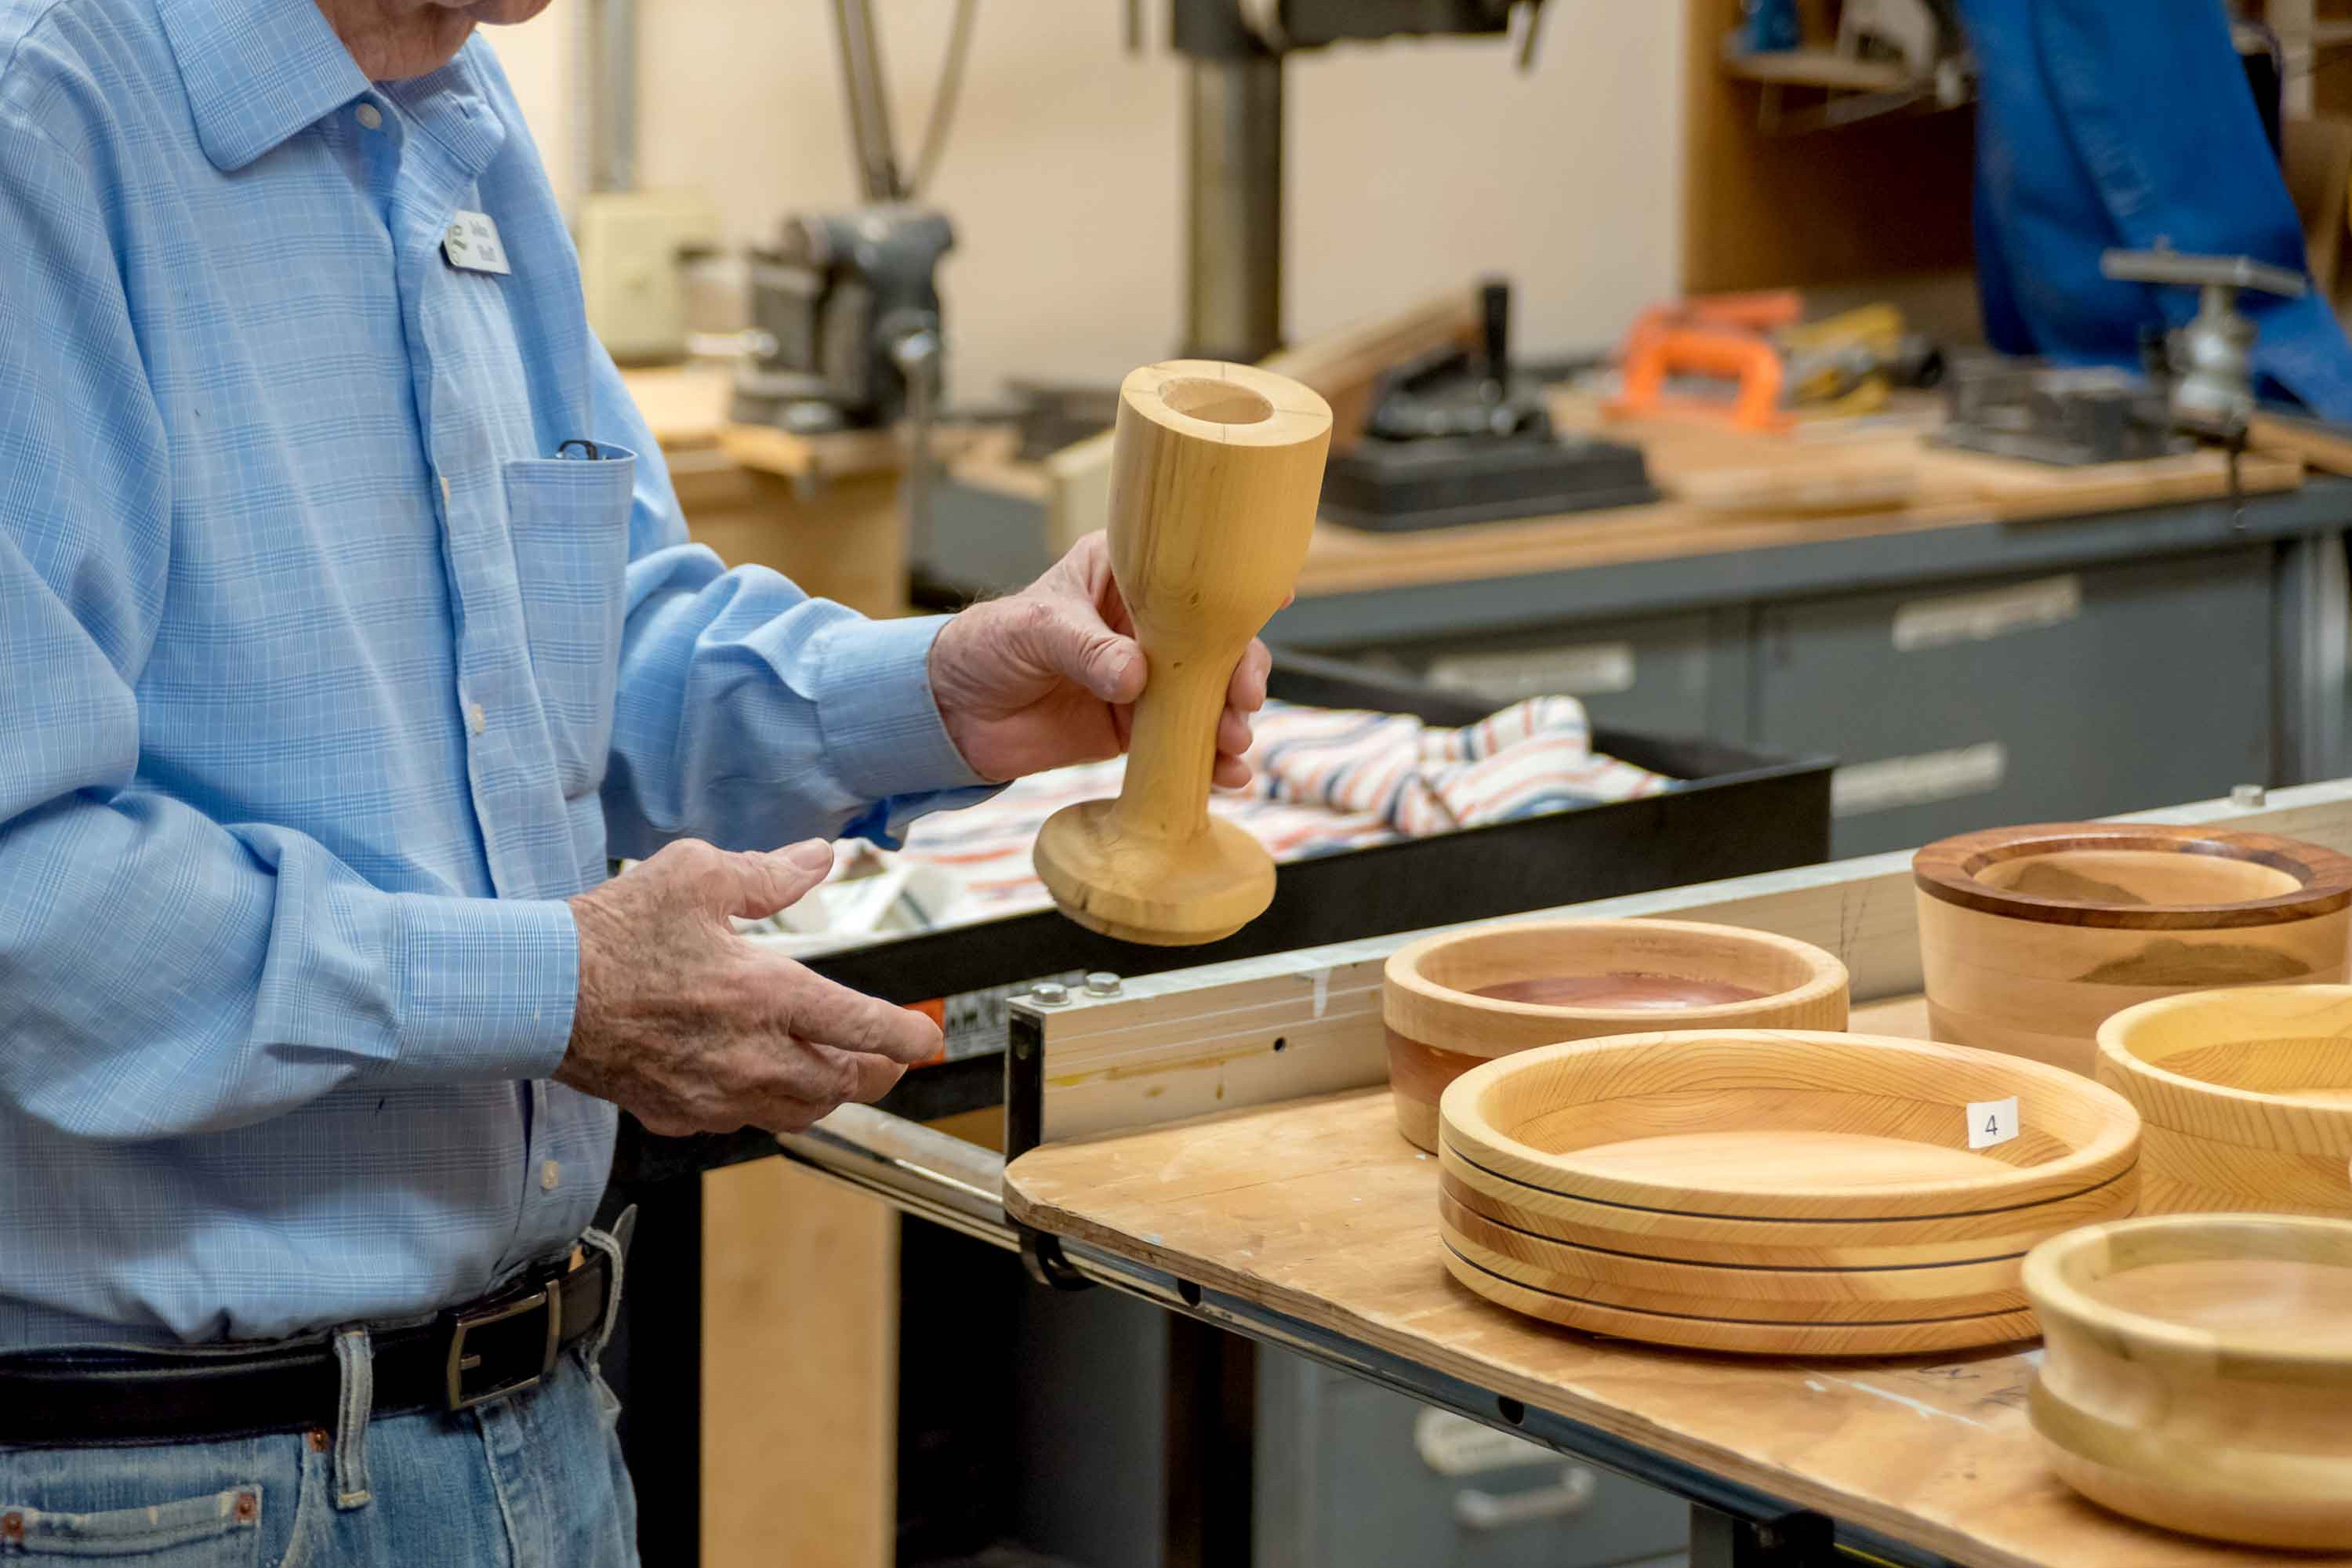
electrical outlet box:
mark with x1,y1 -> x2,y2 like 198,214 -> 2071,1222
578,188 -> 720,364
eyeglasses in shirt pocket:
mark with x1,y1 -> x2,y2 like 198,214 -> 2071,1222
502,450 -> 638,802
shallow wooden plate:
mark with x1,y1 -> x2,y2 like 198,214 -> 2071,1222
1439,1029 -> 2140,1221
1441,1240 -> 2042,1356
1437,1159 -> 2138,1269
2026,1214 -> 2352,1550
1439,1196 -> 2027,1316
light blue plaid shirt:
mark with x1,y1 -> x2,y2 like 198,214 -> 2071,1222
0,0 -> 990,1347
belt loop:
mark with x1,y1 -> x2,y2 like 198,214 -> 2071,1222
331,1327 -> 375,1510
581,1205 -> 633,1364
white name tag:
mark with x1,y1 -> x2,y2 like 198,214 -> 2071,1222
442,211 -> 511,275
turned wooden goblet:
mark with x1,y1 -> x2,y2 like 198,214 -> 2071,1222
1033,361 -> 1331,945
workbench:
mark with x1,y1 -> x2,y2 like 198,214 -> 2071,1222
1269,405 -> 2352,860
772,775 -> 2352,1568
1001,1024 -> 2189,1568
939,395 -> 2352,860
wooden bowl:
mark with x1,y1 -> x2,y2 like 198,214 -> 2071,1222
1437,1156 -> 2137,1271
1438,1192 -> 2030,1320
1440,1240 -> 2040,1356
1382,919 -> 1847,1150
2025,1214 -> 2352,1551
1439,1029 -> 2141,1223
1915,823 -> 2352,1076
2095,985 -> 2352,1218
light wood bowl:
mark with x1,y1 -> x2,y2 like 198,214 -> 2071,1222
1437,1157 -> 2137,1271
1438,1192 -> 2029,1320
1439,1029 -> 2141,1223
1441,1240 -> 2041,1356
1382,919 -> 1848,1150
2025,1214 -> 2352,1551
2095,985 -> 2352,1218
1915,823 -> 2352,1076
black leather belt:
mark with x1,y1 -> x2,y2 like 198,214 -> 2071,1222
0,1251 -> 613,1446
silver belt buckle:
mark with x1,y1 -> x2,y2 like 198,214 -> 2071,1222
444,1284 -> 562,1413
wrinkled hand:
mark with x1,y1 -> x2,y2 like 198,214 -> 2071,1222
558,839 -> 941,1135
927,531 -> 1274,785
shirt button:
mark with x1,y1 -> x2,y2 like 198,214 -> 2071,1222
467,702 -> 487,736
354,102 -> 383,132
540,1160 -> 561,1193
438,474 -> 451,507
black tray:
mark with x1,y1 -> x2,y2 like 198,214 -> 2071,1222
612,652 -> 1831,1181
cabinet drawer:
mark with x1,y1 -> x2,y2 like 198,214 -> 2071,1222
1751,554 -> 2271,857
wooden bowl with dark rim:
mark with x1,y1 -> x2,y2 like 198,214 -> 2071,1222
1914,823 -> 2352,1076
2095,984 -> 2352,1218
1380,919 -> 1847,1151
2025,1214 -> 2352,1551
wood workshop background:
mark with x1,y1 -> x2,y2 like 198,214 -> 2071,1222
491,3 -> 1683,405
463,3 -> 2352,1567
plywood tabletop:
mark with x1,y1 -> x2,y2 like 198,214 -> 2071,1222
1293,394 -> 2303,599
1002,993 -> 2344,1568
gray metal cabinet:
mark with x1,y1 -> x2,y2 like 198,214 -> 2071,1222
1321,612 -> 1739,742
1254,1352 -> 1687,1568
1750,552 -> 2274,857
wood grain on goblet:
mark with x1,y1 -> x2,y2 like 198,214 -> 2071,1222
1033,361 -> 1331,946
1381,919 -> 1847,1150
1437,1029 -> 2140,1221
1915,823 -> 2352,1076
2024,1214 -> 2352,1551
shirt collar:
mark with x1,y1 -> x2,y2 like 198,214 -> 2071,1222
156,0 -> 372,172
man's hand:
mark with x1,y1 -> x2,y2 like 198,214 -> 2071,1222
927,531 -> 1274,784
558,839 -> 942,1135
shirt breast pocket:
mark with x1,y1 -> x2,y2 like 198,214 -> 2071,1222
503,450 -> 637,799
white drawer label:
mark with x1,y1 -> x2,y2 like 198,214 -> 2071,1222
1969,1095 -> 2020,1150
1830,742 -> 2007,818
1427,641 -> 1636,700
1892,575 -> 2081,652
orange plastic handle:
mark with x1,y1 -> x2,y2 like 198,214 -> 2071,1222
1612,328 -> 1791,432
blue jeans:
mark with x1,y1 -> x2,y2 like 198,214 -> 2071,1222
0,1342 -> 637,1564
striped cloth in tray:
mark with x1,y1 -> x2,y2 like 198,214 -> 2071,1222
888,695 -> 1674,920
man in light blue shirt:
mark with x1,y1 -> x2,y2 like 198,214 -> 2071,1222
0,0 -> 1270,1558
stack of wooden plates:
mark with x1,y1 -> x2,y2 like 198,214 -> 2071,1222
1437,1029 -> 2142,1356
2027,1214 -> 2352,1550
2096,984 -> 2352,1218
1915,822 -> 2352,1076
1382,918 -> 1848,1152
